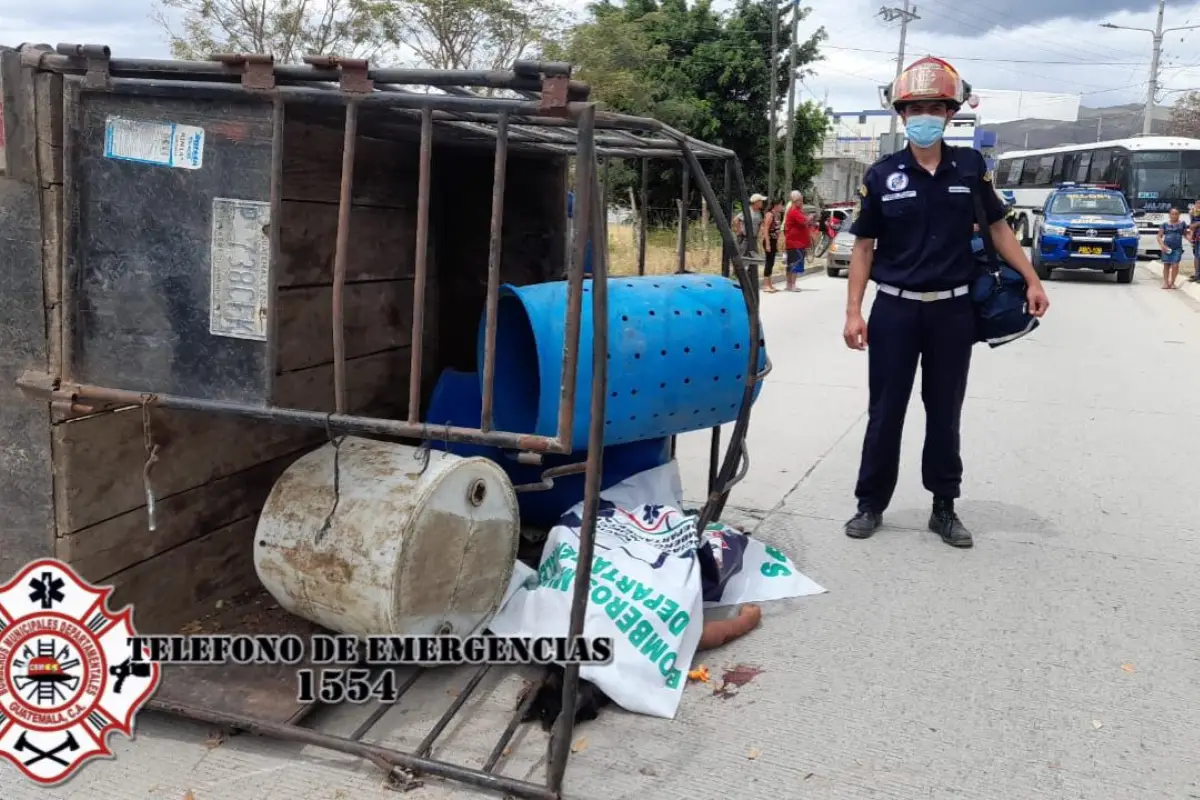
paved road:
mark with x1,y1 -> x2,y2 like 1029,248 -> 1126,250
6,265 -> 1200,800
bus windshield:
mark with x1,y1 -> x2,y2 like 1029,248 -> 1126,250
1183,151 -> 1200,199
1048,192 -> 1128,216
1132,151 -> 1184,206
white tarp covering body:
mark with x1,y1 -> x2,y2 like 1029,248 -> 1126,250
488,462 -> 826,719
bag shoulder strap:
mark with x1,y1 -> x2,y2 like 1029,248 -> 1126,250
954,146 -> 1002,273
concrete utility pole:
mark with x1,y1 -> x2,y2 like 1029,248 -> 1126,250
783,0 -> 799,195
1144,0 -> 1165,136
768,0 -> 780,202
1101,1 -> 1200,136
879,1 -> 920,138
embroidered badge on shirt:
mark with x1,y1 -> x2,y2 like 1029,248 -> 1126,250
885,171 -> 909,192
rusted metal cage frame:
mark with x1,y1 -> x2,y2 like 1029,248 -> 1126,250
19,46 -> 768,800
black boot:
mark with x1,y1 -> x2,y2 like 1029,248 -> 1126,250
929,498 -> 972,548
845,509 -> 882,539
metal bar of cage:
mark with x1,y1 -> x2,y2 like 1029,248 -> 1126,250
548,135 -> 608,791
32,381 -> 573,453
16,47 -> 770,799
331,100 -> 359,415
407,107 -> 435,423
40,51 -> 590,96
40,50 -> 738,159
479,111 -> 510,432
709,160 -> 736,495
638,157 -> 649,276
686,145 -> 768,532
555,109 -> 594,453
677,161 -> 690,274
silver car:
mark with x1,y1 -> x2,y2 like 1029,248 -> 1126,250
825,228 -> 857,278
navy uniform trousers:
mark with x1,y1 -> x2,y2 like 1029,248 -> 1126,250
855,290 -> 976,513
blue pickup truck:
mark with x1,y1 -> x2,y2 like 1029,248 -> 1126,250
1031,184 -> 1140,284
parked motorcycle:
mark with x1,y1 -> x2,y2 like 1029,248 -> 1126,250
812,209 -> 847,258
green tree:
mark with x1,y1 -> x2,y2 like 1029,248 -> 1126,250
1166,91 -> 1200,138
381,0 -> 568,71
154,0 -> 563,70
785,99 -> 829,195
153,0 -> 396,62
550,0 -> 826,218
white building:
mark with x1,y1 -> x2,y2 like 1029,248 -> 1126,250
968,90 -> 1080,124
821,109 -> 983,160
813,156 -> 872,205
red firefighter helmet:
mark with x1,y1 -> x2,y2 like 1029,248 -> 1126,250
883,56 -> 975,112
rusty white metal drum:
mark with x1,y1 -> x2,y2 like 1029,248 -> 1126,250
253,437 -> 520,639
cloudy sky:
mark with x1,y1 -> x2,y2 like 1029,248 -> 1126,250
5,0 -> 1200,120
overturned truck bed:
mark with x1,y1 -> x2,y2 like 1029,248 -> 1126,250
0,43 -> 765,798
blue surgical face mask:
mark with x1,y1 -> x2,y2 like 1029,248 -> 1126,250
905,114 -> 946,148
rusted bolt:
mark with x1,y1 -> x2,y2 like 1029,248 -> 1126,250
468,479 -> 487,507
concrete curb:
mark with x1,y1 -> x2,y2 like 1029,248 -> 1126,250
1140,259 -> 1200,300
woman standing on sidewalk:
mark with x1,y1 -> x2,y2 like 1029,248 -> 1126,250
759,198 -> 783,293
1158,208 -> 1186,290
784,190 -> 812,292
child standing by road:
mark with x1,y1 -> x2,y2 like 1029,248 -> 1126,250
1159,208 -> 1187,290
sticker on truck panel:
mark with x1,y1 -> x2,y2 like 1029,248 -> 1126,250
103,117 -> 204,169
210,198 -> 271,341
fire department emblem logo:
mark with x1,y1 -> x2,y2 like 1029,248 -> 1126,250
886,171 -> 909,192
0,559 -> 161,785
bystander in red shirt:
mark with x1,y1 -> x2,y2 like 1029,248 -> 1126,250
785,204 -> 811,250
782,201 -> 814,291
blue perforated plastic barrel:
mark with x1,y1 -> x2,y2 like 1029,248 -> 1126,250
425,369 -> 670,528
481,274 -> 766,448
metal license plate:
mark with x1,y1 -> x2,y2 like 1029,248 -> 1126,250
210,197 -> 272,341
1077,246 -> 1102,255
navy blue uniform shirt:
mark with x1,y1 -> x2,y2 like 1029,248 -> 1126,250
850,144 -> 1005,292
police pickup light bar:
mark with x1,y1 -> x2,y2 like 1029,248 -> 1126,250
1057,181 -> 1121,190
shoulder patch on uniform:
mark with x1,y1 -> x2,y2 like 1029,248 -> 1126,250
982,170 -> 993,182
858,183 -> 868,197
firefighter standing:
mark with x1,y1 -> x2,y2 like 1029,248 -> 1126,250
842,57 -> 1050,548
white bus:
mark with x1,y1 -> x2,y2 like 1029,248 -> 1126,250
994,136 -> 1200,255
